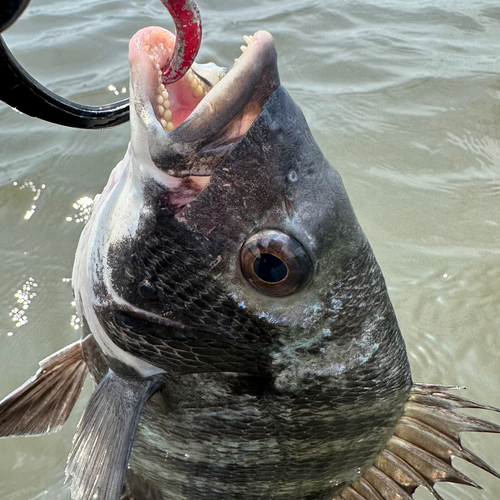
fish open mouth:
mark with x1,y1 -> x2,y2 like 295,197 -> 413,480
129,26 -> 280,202
131,27 -> 218,133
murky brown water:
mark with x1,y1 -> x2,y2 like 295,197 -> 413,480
0,0 -> 499,498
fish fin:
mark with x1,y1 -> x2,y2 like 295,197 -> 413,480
0,340 -> 87,437
65,369 -> 161,500
121,469 -> 163,500
335,383 -> 500,500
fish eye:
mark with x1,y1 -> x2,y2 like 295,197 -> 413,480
240,230 -> 313,297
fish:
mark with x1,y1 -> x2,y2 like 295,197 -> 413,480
1,8 -> 500,500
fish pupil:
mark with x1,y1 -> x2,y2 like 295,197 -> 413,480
253,253 -> 288,283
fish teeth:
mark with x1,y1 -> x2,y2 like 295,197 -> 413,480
141,30 -> 176,131
187,69 -> 209,98
145,30 -> 211,132
157,84 -> 173,131
156,67 -> 209,131
235,34 -> 254,64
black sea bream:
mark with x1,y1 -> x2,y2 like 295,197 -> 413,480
1,8 -> 500,500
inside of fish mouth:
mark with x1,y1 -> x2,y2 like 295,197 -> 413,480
143,29 -> 256,134
141,29 -> 264,214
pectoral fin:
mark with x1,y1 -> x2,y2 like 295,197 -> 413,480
335,384 -> 500,500
0,340 -> 87,437
65,369 -> 161,500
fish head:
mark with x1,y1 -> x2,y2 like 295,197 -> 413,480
79,27 -> 411,402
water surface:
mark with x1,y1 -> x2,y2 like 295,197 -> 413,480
0,0 -> 499,498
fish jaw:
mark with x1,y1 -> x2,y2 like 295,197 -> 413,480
129,27 -> 280,178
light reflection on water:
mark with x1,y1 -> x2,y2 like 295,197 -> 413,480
0,0 -> 499,499
65,196 -> 94,224
8,276 -> 38,328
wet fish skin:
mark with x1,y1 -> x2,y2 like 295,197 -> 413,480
79,81 -> 412,499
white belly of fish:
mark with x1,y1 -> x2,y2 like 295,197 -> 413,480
72,143 -> 172,377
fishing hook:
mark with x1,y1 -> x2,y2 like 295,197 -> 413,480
0,0 -> 201,129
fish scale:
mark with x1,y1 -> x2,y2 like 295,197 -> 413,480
127,371 -> 405,500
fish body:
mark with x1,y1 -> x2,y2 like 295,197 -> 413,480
68,26 -> 412,499
0,21 -> 499,500
76,90 -> 411,500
